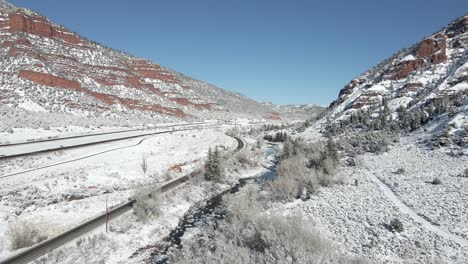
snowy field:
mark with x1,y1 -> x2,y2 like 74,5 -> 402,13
280,132 -> 468,263
362,136 -> 468,240
0,128 -> 237,259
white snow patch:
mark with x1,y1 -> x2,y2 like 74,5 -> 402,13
400,54 -> 416,62
17,100 -> 47,113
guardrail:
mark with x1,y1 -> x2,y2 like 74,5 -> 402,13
0,123 -> 207,159
0,122 -> 206,148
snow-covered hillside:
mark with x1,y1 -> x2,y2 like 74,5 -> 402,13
260,102 -> 325,120
0,1 -> 287,123
328,15 -> 468,122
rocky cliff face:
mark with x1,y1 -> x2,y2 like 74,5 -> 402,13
329,15 -> 468,120
0,1 -> 279,121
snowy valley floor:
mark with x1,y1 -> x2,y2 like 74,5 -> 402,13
277,134 -> 468,263
1,125 -> 467,264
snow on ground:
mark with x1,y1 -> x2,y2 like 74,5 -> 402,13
361,136 -> 468,240
277,129 -> 468,263
17,99 -> 48,113
401,54 -> 416,62
21,135 -> 270,264
0,128 -> 236,259
282,165 -> 468,263
33,179 -> 212,264
388,96 -> 413,111
368,84 -> 388,93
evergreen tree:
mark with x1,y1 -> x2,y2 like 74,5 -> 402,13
383,103 -> 390,119
397,105 -> 409,129
426,103 -> 435,119
205,147 -> 224,181
282,141 -> 291,159
213,147 -> 223,179
382,99 -> 391,127
410,111 -> 421,130
361,111 -> 370,127
325,138 -> 338,161
204,147 -> 214,180
350,113 -> 358,125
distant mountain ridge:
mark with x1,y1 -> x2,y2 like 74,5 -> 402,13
261,102 -> 325,120
0,1 -> 289,121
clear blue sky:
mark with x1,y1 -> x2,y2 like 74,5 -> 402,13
9,0 -> 468,105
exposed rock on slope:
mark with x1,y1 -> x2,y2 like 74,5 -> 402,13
0,1 -> 278,121
329,15 -> 468,120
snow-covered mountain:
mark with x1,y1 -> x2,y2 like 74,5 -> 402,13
328,15 -> 468,121
261,102 -> 325,120
0,1 -> 283,121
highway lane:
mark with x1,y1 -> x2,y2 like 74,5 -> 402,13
0,123 -> 205,158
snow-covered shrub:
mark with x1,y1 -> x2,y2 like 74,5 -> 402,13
459,168 -> 468,178
36,233 -> 117,264
268,169 -> 302,202
141,153 -> 147,174
108,214 -> 134,233
170,191 -> 366,264
305,142 -> 339,184
431,178 -> 442,185
224,185 -> 260,230
269,138 -> 341,202
430,126 -> 467,150
269,154 -> 327,202
6,127 -> 13,133
339,131 -> 392,155
225,148 -> 261,171
389,218 -> 404,233
6,221 -> 48,250
345,157 -> 356,166
133,186 -> 161,222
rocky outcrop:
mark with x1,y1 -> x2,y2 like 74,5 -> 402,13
171,98 -> 212,110
19,70 -> 82,90
389,58 -> 424,80
446,16 -> 468,37
389,34 -> 447,80
417,38 -> 438,58
329,15 -> 467,119
263,113 -> 282,120
8,12 -> 83,45
397,83 -> 423,96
